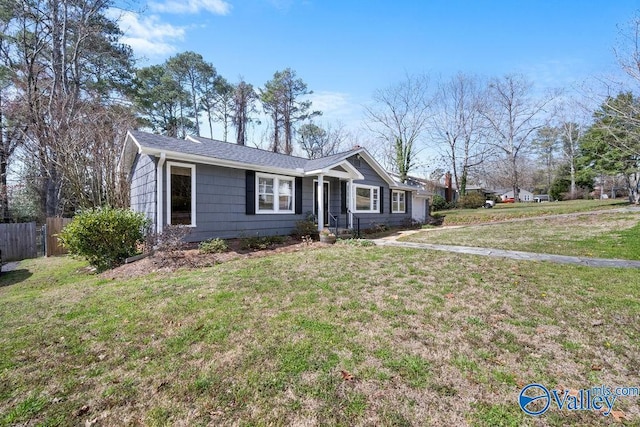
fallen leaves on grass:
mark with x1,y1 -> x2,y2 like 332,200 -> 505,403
445,293 -> 455,299
599,408 -> 627,422
610,410 -> 627,422
341,370 -> 354,381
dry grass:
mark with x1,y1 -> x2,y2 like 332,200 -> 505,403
1,246 -> 639,426
435,199 -> 627,225
405,211 -> 640,260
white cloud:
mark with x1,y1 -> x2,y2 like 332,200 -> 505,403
307,91 -> 352,116
150,0 -> 231,15
111,10 -> 185,57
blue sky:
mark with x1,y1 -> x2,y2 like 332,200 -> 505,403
114,0 -> 640,145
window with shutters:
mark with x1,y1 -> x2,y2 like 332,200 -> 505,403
256,173 -> 295,214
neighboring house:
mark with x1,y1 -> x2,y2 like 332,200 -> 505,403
120,131 -> 415,241
464,185 -> 497,199
500,189 -> 534,202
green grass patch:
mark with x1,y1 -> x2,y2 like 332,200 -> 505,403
1,246 -> 639,425
404,211 -> 640,260
435,199 -> 626,225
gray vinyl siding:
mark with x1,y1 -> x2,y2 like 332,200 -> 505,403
346,154 -> 412,229
129,154 -> 157,228
130,152 -> 413,241
178,163 -> 310,241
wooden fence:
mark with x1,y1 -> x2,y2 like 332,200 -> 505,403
46,217 -> 72,257
0,222 -> 37,262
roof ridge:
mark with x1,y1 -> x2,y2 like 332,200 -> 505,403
189,134 -> 314,163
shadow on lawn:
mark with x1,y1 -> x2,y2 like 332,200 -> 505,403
0,268 -> 33,287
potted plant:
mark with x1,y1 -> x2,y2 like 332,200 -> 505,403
319,228 -> 337,244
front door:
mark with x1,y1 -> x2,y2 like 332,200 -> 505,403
313,181 -> 330,226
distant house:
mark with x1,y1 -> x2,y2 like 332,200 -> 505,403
500,189 -> 534,202
120,131 -> 415,241
464,185 -> 498,199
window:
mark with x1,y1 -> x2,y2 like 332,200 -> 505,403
392,190 -> 406,213
257,173 -> 294,213
167,162 -> 196,226
354,184 -> 379,213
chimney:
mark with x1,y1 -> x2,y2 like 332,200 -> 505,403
444,172 -> 452,202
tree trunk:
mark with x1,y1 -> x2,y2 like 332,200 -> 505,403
460,167 -> 468,197
0,155 -> 7,221
569,161 -> 576,199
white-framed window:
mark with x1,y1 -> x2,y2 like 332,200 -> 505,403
353,184 -> 379,213
256,173 -> 294,214
166,161 -> 196,227
392,190 -> 406,213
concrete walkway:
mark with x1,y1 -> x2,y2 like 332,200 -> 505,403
374,238 -> 640,268
372,207 -> 640,269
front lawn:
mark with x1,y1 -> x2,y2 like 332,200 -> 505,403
435,199 -> 627,225
405,211 -> 640,260
1,247 -> 639,426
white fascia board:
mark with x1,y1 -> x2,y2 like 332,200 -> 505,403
118,132 -> 144,176
304,160 -> 364,180
139,147 -> 305,177
390,183 -> 418,191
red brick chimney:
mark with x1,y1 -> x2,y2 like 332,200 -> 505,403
444,172 -> 452,202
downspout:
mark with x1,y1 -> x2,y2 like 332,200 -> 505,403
156,152 -> 166,235
348,178 -> 353,228
317,174 -> 324,232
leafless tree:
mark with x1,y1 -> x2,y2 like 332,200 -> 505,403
557,102 -> 588,199
480,74 -> 556,202
365,73 -> 432,182
3,0 -> 135,218
430,73 -> 491,195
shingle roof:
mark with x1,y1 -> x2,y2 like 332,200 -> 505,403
126,131 -> 410,189
129,131 -> 361,172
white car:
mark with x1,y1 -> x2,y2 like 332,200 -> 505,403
484,200 -> 495,208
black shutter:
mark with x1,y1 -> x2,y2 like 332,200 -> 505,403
295,177 -> 303,214
245,170 -> 255,215
379,186 -> 384,213
341,181 -> 347,213
405,191 -> 410,213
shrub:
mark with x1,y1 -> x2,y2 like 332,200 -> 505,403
426,212 -> 445,226
59,207 -> 150,271
294,219 -> 318,238
156,225 -> 191,253
199,238 -> 228,254
431,194 -> 447,211
458,192 -> 486,209
240,234 -> 286,250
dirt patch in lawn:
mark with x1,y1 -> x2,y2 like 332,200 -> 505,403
102,237 -> 328,280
